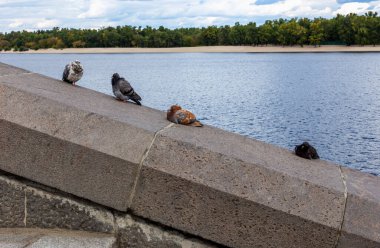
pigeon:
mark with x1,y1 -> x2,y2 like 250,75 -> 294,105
111,73 -> 142,105
295,142 -> 320,159
167,105 -> 203,127
62,60 -> 83,85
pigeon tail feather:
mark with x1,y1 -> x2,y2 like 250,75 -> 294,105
190,120 -> 203,127
131,92 -> 142,101
132,99 -> 142,106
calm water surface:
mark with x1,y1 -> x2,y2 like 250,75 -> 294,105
1,53 -> 380,175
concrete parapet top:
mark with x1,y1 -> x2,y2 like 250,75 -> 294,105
1,62 -> 380,248
0,63 -> 168,133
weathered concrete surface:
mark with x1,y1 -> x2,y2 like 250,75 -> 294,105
115,214 -> 219,248
2,62 -> 380,247
0,177 -> 24,228
0,119 -> 138,211
0,173 -> 115,233
337,168 -> 380,247
0,62 -> 169,210
0,63 -> 29,77
0,228 -> 116,248
0,172 -> 221,248
131,125 -> 346,248
25,185 -> 115,233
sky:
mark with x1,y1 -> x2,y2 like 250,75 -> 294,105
0,0 -> 380,32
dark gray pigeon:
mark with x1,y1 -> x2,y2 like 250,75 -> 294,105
111,73 -> 142,106
62,60 -> 83,85
295,142 -> 320,160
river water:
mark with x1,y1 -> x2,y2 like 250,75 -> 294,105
1,53 -> 379,175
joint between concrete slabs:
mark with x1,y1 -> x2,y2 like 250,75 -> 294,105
24,190 -> 27,227
334,165 -> 349,248
127,122 -> 175,209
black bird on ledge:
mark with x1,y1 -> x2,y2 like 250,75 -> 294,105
295,142 -> 320,160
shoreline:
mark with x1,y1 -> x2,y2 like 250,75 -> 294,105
1,45 -> 380,54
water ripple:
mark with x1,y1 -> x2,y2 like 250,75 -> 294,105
1,53 -> 379,176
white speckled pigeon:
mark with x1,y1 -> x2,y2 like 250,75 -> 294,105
111,73 -> 142,106
62,60 -> 83,85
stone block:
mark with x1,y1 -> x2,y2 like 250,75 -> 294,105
0,71 -> 169,210
0,172 -> 221,247
25,186 -> 115,233
131,125 -> 346,248
0,229 -> 40,248
115,214 -> 219,248
0,119 -> 137,211
28,231 -> 116,248
0,172 -> 115,233
0,175 -> 25,228
337,232 -> 380,248
0,228 -> 116,248
338,168 -> 380,247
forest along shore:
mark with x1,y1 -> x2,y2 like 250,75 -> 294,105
2,46 -> 380,53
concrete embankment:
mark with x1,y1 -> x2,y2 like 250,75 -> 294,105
0,62 -> 379,247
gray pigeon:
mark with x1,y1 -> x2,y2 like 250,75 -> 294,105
62,60 -> 83,85
111,73 -> 142,106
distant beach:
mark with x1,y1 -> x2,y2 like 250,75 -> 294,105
2,45 -> 380,54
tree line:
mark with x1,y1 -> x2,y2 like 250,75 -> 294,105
1,12 -> 379,51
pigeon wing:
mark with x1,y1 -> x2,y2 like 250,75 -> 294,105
130,91 -> 142,101
118,79 -> 133,95
62,64 -> 71,82
309,146 -> 320,159
175,110 -> 197,125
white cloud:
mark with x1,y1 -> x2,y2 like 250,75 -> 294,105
78,0 -> 118,18
246,0 -> 339,17
333,2 -> 371,15
372,1 -> 380,11
0,0 -> 379,32
9,19 -> 23,28
36,19 -> 60,29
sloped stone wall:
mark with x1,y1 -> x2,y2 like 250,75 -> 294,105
1,62 -> 379,247
0,171 -> 221,248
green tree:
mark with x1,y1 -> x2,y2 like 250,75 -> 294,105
336,14 -> 356,46
201,26 -> 219,45
1,13 -> 379,49
0,39 -> 11,51
258,21 -> 275,45
278,19 -> 307,46
72,40 -> 86,48
365,12 -> 380,46
245,22 -> 259,45
229,22 -> 246,45
309,20 -> 324,47
218,25 -> 231,45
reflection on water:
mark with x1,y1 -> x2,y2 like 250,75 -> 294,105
1,53 -> 380,175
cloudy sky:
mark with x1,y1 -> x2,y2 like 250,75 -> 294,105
1,0 -> 380,32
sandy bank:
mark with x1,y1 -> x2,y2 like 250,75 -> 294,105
2,45 -> 380,54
